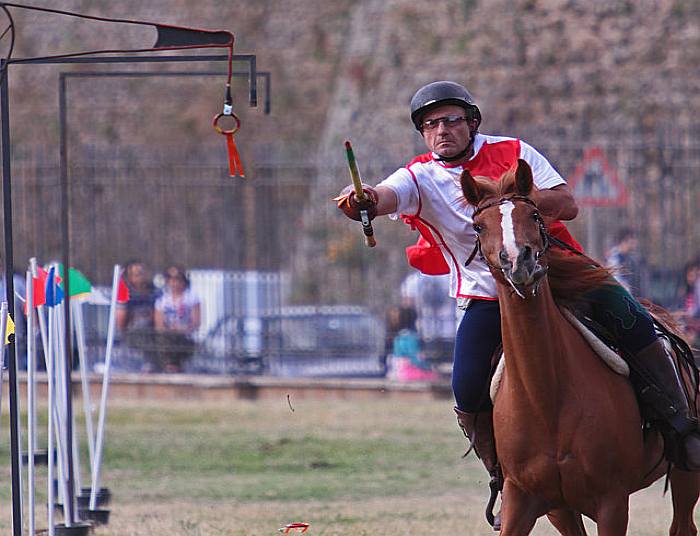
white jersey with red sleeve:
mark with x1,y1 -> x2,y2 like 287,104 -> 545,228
378,133 -> 568,300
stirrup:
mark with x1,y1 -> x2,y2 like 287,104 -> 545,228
485,465 -> 503,530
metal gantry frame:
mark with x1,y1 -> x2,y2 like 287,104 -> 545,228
1,52 -> 266,534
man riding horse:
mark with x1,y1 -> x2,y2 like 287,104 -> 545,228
336,80 -> 700,526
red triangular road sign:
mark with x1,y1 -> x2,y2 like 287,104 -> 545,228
568,147 -> 628,207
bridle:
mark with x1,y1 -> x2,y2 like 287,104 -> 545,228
463,195 -> 550,271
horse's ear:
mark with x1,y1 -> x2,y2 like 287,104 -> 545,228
460,169 -> 482,206
514,159 -> 534,196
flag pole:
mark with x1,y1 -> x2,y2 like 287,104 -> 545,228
46,297 -> 56,536
55,302 -> 74,525
90,264 -> 120,510
0,302 -> 4,435
73,300 -> 96,478
0,301 -> 7,426
26,270 -> 36,536
29,259 -> 49,462
29,259 -> 50,371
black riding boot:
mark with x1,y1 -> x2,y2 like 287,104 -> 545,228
455,407 -> 503,530
633,339 -> 700,471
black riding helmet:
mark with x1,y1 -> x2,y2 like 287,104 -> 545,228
410,81 -> 482,162
410,80 -> 482,132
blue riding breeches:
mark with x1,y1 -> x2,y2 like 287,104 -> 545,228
452,282 -> 658,413
452,300 -> 502,413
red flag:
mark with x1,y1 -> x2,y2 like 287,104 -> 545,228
24,266 -> 47,313
34,268 -> 47,306
117,276 -> 130,303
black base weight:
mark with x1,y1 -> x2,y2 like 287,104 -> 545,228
54,522 -> 92,535
22,448 -> 50,465
79,508 -> 110,525
79,487 -> 111,507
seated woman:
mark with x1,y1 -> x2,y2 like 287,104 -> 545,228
154,265 -> 201,373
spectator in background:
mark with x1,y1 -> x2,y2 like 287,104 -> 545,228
387,303 -> 437,382
154,265 -> 201,373
606,227 -> 647,297
383,304 -> 402,374
116,260 -> 161,372
675,258 -> 700,348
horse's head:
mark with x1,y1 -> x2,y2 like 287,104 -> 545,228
461,159 -> 549,298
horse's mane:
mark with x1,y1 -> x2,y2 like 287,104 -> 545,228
548,249 -> 615,304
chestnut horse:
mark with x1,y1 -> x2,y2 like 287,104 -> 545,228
459,159 -> 700,535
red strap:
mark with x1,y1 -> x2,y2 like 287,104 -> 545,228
225,133 -> 245,177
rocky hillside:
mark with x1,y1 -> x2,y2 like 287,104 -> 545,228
5,0 -> 699,155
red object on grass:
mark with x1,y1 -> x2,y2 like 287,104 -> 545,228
279,522 -> 310,533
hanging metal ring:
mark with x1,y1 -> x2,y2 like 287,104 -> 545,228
213,111 -> 240,136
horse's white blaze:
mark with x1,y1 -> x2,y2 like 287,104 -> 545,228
499,201 -> 519,268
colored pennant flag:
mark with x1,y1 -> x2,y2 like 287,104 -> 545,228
58,265 -> 93,298
5,313 -> 14,345
117,275 -> 130,304
24,266 -> 48,314
33,266 -> 47,307
45,266 -> 64,307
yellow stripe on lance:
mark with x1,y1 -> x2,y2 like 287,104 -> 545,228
344,140 -> 377,248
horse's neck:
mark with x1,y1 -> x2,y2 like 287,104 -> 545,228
497,278 -> 572,412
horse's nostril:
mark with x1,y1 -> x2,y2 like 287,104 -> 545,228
499,249 -> 511,267
521,246 -> 533,261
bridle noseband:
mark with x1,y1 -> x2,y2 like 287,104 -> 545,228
464,195 -> 549,270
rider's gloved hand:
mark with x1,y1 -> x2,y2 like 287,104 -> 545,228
334,185 -> 379,222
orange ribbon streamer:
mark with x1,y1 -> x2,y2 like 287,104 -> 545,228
225,132 -> 245,177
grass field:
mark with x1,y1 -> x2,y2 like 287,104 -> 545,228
0,396 -> 691,535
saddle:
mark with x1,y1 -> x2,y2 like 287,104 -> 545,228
489,306 -> 630,403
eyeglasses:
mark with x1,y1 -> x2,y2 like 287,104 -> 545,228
421,114 -> 467,131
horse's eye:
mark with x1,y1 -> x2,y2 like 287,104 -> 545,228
473,223 -> 483,233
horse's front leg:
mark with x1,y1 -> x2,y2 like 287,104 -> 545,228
593,493 -> 630,536
669,469 -> 700,536
546,508 -> 587,535
499,479 -> 547,536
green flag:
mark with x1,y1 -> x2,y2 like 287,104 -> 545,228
57,265 -> 93,298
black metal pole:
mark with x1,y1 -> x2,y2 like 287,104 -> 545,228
59,72 -> 77,524
61,70 -> 272,115
0,58 -> 25,536
247,54 -> 257,107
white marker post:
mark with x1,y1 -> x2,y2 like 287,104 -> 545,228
46,296 -> 56,536
26,270 -> 36,536
73,300 -> 96,484
90,265 -> 120,510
